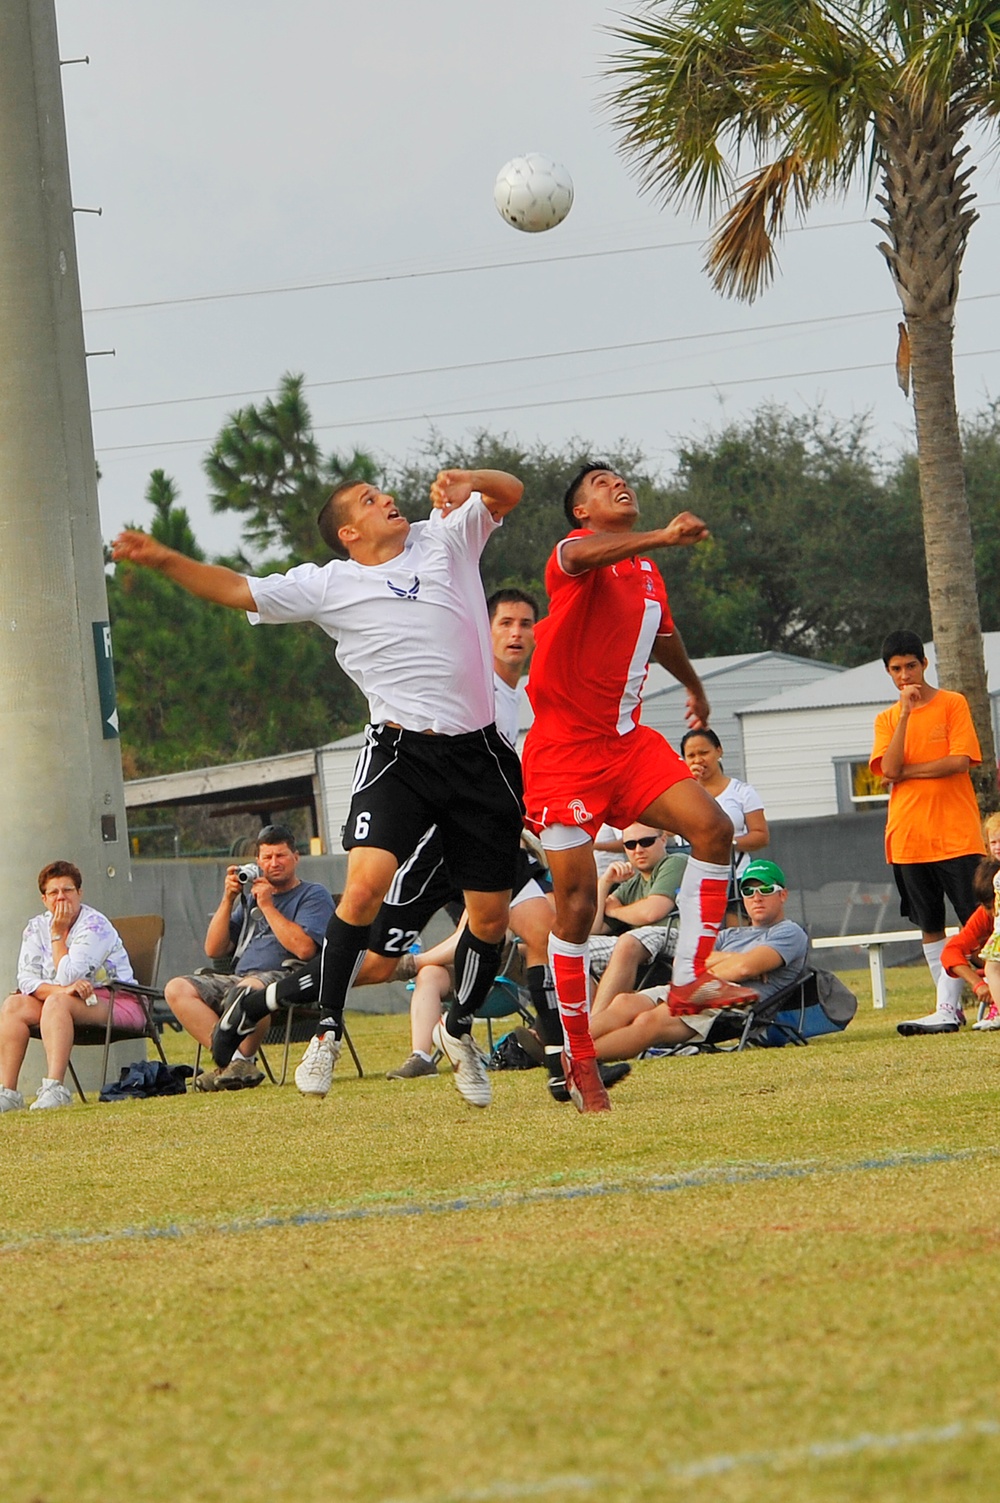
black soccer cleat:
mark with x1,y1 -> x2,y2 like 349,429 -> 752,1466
546,1059 -> 631,1104
211,983 -> 271,1068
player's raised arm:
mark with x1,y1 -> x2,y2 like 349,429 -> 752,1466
430,469 -> 524,521
560,512 -> 710,577
111,530 -> 257,612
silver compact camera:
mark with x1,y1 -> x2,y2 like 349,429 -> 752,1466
235,862 -> 261,887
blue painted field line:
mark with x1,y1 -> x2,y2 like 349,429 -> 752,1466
383,1417 -> 1000,1501
0,1146 -> 985,1256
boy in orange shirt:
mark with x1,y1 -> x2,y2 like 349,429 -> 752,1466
870,630 -> 986,1035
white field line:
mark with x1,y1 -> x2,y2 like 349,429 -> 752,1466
383,1419 -> 1000,1502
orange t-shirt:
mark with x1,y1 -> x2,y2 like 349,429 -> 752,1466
870,689 -> 985,864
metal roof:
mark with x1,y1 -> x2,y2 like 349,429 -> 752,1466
740,634 -> 1000,715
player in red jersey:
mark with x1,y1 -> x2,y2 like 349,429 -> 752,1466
522,463 -> 756,1111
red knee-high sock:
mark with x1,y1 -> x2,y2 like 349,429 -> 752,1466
548,934 -> 595,1061
672,858 -> 730,986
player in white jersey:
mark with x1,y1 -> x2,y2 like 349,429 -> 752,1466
112,469 -> 525,1109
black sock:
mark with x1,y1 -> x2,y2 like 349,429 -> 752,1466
446,928 -> 504,1036
266,957 -> 322,1010
526,965 -> 563,1044
316,913 -> 370,1041
526,964 -> 566,1079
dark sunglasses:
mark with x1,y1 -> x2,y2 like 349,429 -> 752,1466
623,836 -> 659,850
741,882 -> 780,896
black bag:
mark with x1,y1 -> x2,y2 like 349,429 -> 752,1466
99,1061 -> 194,1101
488,1031 -> 542,1071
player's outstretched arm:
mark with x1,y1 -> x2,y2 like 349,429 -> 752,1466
430,469 -> 524,521
652,626 -> 710,729
560,511 -> 710,576
111,530 -> 257,611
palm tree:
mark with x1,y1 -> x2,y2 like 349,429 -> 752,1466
205,373 -> 380,564
604,0 -> 999,806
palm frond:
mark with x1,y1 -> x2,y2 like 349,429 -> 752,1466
706,151 -> 812,298
898,0 -> 1000,114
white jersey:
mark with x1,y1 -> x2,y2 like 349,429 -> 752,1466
246,496 -> 500,736
493,671 -> 522,750
714,776 -> 765,876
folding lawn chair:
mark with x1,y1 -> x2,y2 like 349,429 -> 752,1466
708,969 -> 816,1052
190,961 -> 364,1085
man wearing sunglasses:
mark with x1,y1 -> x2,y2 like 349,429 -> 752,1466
588,823 -> 687,1014
588,859 -> 807,1059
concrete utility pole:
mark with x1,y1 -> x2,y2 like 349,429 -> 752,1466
0,0 -> 131,982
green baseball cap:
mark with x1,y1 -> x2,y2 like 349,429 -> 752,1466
740,858 -> 787,889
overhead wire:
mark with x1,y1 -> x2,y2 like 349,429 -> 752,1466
89,287 -> 1000,417
94,342 -> 1000,456
82,202 -> 1000,316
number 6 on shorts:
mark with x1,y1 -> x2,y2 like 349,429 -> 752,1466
354,811 -> 371,841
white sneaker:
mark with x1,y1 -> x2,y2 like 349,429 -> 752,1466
0,1086 -> 25,1113
973,1007 -> 1000,1031
30,1079 -> 73,1110
294,1032 -> 342,1098
432,1020 -> 492,1108
897,1010 -> 964,1036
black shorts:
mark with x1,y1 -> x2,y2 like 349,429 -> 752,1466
367,826 -> 464,957
513,849 -> 548,902
344,723 -> 524,894
892,854 -> 982,934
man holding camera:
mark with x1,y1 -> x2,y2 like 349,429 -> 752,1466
164,824 -> 334,1089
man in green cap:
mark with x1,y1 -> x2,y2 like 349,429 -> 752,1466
588,859 -> 808,1058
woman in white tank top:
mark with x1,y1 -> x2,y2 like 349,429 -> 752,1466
681,728 -> 769,879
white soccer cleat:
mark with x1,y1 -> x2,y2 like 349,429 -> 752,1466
432,1020 -> 492,1108
294,1032 -> 342,1098
0,1086 -> 25,1113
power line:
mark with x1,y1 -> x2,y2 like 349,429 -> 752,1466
94,342 -> 1000,456
88,287 -> 1000,417
89,307 -> 891,415
89,204 -> 1000,317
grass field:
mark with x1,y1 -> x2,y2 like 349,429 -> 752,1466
1,966 -> 998,1503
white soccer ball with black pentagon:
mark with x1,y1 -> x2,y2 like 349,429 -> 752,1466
493,153 -> 574,233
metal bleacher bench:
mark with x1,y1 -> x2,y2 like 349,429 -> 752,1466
811,926 -> 958,1010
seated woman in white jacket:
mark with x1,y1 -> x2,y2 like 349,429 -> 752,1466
0,860 -> 141,1112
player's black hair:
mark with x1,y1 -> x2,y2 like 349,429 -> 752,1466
487,587 -> 539,622
680,727 -> 723,755
317,479 -> 368,556
563,461 -> 617,527
974,856 -> 1000,910
880,629 -> 925,666
255,823 -> 297,854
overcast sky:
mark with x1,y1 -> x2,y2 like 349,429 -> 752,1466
56,0 -> 1000,559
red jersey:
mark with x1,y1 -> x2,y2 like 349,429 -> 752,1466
527,531 -> 674,741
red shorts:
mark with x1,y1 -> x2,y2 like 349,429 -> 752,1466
522,722 -> 691,841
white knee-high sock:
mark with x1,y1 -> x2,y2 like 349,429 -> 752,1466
935,969 -> 966,1016
923,938 -> 946,986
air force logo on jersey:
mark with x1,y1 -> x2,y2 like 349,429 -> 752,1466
387,575 -> 420,600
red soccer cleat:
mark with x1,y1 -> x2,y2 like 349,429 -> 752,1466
667,975 -> 757,1017
562,1053 -> 612,1113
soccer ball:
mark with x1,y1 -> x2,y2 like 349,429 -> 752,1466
493,154 -> 574,233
